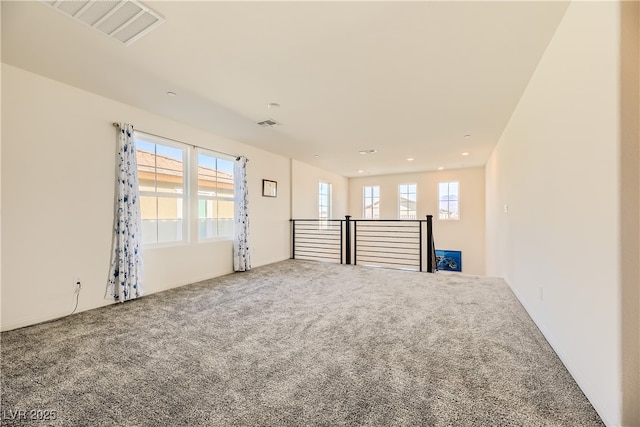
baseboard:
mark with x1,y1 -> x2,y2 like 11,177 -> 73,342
252,256 -> 291,269
507,285 -> 618,427
1,302 -> 110,332
1,260 -> 291,332
151,271 -> 233,293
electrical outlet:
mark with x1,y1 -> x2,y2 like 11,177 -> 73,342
74,277 -> 82,293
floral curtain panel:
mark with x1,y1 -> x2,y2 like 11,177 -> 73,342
106,123 -> 145,301
234,156 -> 251,272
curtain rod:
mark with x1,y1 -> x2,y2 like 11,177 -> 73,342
112,122 -> 244,160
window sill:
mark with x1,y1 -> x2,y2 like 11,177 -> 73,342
198,237 -> 234,244
143,241 -> 189,250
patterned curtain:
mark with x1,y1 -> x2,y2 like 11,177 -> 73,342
234,156 -> 251,271
105,123 -> 145,301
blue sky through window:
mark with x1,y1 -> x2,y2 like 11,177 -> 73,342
136,139 -> 183,161
198,154 -> 234,175
137,136 -> 233,175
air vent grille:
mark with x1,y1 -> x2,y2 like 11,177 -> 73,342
42,0 -> 164,46
256,119 -> 281,128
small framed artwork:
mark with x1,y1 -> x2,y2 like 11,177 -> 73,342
262,179 -> 277,197
435,250 -> 462,272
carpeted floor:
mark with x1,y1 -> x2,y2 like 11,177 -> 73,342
1,260 -> 603,426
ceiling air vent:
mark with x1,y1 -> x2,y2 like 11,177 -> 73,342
42,0 -> 165,46
256,119 -> 281,128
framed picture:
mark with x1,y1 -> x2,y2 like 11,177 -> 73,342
435,250 -> 462,272
262,179 -> 277,197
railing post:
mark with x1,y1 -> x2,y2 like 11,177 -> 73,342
426,215 -> 434,272
339,220 -> 343,264
419,220 -> 423,272
353,219 -> 357,265
345,215 -> 352,264
290,219 -> 296,259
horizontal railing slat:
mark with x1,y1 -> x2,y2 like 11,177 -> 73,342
291,215 -> 436,273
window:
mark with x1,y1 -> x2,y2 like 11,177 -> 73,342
363,185 -> 380,219
319,181 -> 332,219
137,135 -> 187,245
197,151 -> 235,239
135,132 -> 235,246
399,184 -> 417,219
439,181 -> 459,220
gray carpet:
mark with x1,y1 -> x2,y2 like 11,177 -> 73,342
1,260 -> 603,426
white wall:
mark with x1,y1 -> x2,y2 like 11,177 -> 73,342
291,159 -> 349,219
1,64 -> 292,331
0,5 -> 3,327
486,2 -> 637,425
349,167 -> 485,275
620,1 -> 640,424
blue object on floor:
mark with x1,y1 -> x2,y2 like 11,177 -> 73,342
435,250 -> 462,272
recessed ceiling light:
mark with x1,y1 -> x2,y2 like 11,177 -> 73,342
167,91 -> 177,97
438,167 -> 444,170
464,134 -> 471,138
407,158 -> 414,162
461,152 -> 470,156
359,149 -> 377,155
358,170 -> 364,174
314,155 -> 320,158
267,102 -> 280,109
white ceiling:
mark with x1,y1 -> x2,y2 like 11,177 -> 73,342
2,1 -> 570,177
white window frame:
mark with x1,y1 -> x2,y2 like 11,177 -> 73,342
196,148 -> 236,242
398,183 -> 417,220
319,181 -> 332,219
363,185 -> 380,219
438,181 -> 460,220
135,131 -> 237,247
136,132 -> 189,247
